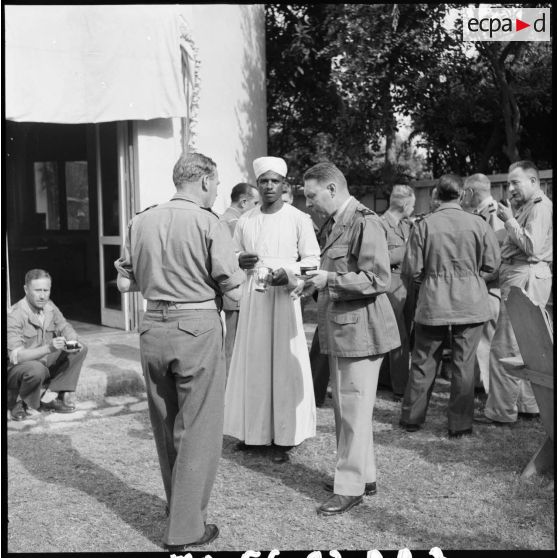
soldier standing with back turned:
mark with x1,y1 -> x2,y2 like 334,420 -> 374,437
115,152 -> 244,551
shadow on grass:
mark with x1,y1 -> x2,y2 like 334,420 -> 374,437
220,436 -> 531,550
8,433 -> 166,548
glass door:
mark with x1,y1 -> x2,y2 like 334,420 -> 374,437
96,122 -> 135,329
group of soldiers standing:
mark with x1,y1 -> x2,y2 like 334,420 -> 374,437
114,154 -> 551,550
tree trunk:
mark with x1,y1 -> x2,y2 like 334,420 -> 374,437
382,108 -> 398,193
482,43 -> 523,163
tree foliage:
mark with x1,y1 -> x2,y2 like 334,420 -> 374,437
266,4 -> 553,193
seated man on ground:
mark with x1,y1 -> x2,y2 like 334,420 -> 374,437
7,269 -> 87,420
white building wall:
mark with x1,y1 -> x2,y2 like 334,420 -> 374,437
135,4 -> 267,214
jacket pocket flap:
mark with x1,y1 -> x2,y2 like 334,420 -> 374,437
23,326 -> 37,337
178,320 -> 215,337
330,312 -> 358,325
327,246 -> 347,259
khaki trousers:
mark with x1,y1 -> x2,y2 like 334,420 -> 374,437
224,309 -> 239,379
401,322 -> 484,431
329,354 -> 383,496
474,291 -> 501,393
484,263 -> 551,422
7,346 -> 87,409
384,273 -> 410,395
139,309 -> 225,546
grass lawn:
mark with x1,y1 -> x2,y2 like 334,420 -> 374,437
7,380 -> 554,552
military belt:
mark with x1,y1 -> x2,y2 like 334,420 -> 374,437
146,300 -> 217,311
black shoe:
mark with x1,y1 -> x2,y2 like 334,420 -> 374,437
323,480 -> 376,496
392,393 -> 403,402
518,412 -> 540,420
40,399 -> 76,414
271,450 -> 290,463
473,415 -> 510,426
448,428 -> 473,439
165,524 -> 219,551
399,420 -> 421,432
235,442 -> 265,452
10,400 -> 27,421
317,494 -> 363,516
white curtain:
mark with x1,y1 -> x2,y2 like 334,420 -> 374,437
6,5 -> 189,123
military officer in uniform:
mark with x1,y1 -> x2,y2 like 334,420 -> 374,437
400,174 -> 500,438
378,185 -> 416,399
115,152 -> 245,551
462,173 -> 506,394
220,182 -> 260,375
302,162 -> 400,516
476,161 -> 553,425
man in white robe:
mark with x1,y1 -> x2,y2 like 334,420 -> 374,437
224,156 -> 320,462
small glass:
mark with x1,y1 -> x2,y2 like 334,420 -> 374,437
254,265 -> 273,293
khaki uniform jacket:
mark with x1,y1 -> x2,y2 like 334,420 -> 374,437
114,193 -> 245,303
317,197 -> 400,357
402,201 -> 501,326
7,298 -> 77,370
379,211 -> 411,272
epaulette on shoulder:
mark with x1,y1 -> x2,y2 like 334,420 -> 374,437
136,204 -> 158,215
202,207 -> 220,219
489,207 -> 496,213
358,205 -> 376,217
533,196 -> 542,204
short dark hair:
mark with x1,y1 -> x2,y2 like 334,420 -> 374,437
25,269 -> 51,285
436,174 -> 463,201
173,152 -> 217,187
508,160 -> 540,180
303,162 -> 347,189
230,182 -> 257,202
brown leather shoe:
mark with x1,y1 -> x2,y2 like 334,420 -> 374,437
165,524 -> 219,550
317,494 -> 363,515
40,398 -> 75,414
323,480 -> 376,496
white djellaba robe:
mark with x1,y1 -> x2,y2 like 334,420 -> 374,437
224,203 -> 320,446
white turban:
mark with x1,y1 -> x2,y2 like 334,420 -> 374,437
253,156 -> 288,179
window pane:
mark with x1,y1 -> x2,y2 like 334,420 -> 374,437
34,162 -> 60,230
66,161 -> 90,230
103,244 -> 122,310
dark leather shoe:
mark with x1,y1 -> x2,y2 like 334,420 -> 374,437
165,524 -> 219,550
448,428 -> 473,439
11,401 -> 27,421
323,480 -> 376,496
399,420 -> 421,432
40,398 -> 76,414
317,494 -> 363,515
518,412 -> 540,420
473,415 -> 509,425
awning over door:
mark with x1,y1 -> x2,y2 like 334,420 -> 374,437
6,5 -> 189,123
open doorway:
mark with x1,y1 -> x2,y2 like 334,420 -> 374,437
6,122 -> 101,323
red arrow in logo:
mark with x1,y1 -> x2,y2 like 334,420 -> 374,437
516,18 -> 530,32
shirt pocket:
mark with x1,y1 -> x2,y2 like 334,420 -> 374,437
177,319 -> 215,337
330,312 -> 359,325
326,245 -> 349,273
